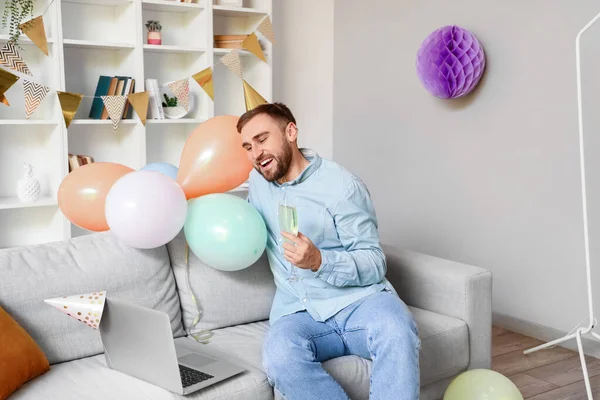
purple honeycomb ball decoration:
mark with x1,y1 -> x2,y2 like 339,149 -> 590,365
416,25 -> 486,99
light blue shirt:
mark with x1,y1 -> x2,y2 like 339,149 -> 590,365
248,149 -> 396,325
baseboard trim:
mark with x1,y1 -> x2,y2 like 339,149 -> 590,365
493,312 -> 600,358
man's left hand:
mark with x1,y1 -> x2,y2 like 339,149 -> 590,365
281,232 -> 322,272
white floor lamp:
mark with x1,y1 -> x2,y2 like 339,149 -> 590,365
523,10 -> 600,400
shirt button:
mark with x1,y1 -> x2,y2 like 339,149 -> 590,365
302,298 -> 308,303
288,275 -> 298,282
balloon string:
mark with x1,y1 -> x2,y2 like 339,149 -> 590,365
185,242 -> 214,344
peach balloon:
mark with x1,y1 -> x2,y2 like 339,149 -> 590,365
177,115 -> 252,199
58,162 -> 134,232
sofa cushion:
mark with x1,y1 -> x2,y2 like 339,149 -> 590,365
0,231 -> 185,365
414,307 -> 469,385
166,230 -> 276,333
0,305 -> 50,400
204,306 -> 469,397
206,321 -> 373,399
9,352 -> 272,400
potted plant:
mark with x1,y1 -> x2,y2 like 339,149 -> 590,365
162,93 -> 187,119
2,0 -> 34,48
145,20 -> 162,45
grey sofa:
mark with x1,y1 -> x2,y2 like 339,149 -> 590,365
0,229 -> 492,400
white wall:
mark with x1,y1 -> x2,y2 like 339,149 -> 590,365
272,0 -> 334,159
333,0 -> 600,336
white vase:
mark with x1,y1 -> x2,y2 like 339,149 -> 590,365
16,163 -> 41,203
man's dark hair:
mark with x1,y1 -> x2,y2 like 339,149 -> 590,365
236,102 -> 297,133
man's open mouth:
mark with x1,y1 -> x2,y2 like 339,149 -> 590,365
259,158 -> 274,169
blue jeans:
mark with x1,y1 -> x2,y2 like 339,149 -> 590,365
262,290 -> 421,400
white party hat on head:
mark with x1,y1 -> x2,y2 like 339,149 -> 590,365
44,290 -> 107,329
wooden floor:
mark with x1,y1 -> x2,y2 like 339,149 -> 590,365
492,326 -> 600,399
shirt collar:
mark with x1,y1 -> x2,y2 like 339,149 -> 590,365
276,148 -> 322,187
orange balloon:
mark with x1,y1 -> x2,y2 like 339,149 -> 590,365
58,162 -> 134,232
177,115 -> 252,199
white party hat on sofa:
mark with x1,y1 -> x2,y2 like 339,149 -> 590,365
44,290 -> 106,329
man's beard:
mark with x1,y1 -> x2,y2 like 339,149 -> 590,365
256,142 -> 293,182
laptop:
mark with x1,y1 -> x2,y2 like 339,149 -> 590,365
99,298 -> 246,395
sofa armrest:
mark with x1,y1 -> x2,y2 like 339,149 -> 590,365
382,244 -> 492,370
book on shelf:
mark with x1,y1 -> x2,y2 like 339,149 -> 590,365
120,77 -> 136,119
89,76 -> 111,119
68,154 -> 95,172
145,78 -> 164,120
89,75 -> 136,120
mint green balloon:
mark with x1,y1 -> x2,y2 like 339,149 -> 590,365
444,369 -> 523,400
184,193 -> 267,271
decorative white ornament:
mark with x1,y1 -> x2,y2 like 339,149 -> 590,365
16,163 -> 41,203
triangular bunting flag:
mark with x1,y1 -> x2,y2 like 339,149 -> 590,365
1,94 -> 9,107
242,32 -> 267,63
57,91 -> 83,128
192,67 -> 214,101
20,16 -> 48,56
23,80 -> 50,118
0,68 -> 19,100
167,79 -> 190,111
101,95 -> 127,130
45,290 -> 107,329
128,91 -> 149,126
257,16 -> 276,44
243,80 -> 267,111
0,42 -> 32,76
220,49 -> 243,79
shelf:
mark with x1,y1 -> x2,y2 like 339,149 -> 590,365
62,0 -> 133,5
212,5 -> 268,17
0,120 -> 58,125
142,0 -> 204,12
144,44 -> 206,54
0,34 -> 55,44
0,196 -> 57,210
0,0 -> 271,249
69,119 -> 138,125
146,118 -> 206,124
214,48 -> 268,57
63,39 -> 135,50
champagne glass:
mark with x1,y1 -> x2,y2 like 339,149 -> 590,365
278,201 -> 299,281
278,203 -> 298,242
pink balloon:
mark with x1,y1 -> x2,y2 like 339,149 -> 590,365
105,170 -> 188,249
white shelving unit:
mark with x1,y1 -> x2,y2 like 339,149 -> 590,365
0,0 -> 272,248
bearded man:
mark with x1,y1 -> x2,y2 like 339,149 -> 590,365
238,102 -> 420,400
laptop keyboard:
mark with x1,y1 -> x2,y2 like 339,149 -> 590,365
179,364 -> 214,388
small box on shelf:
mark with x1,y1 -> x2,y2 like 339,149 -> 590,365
214,34 -> 248,49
